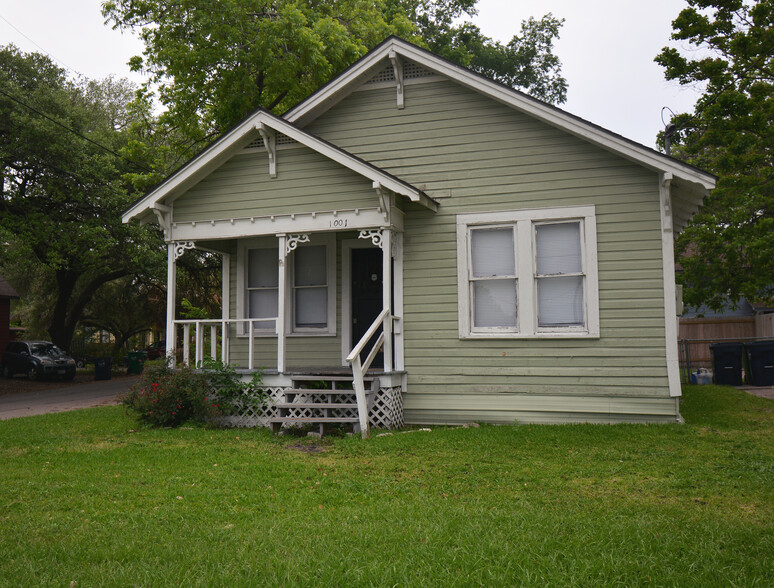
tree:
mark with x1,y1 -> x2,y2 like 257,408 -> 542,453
656,0 -> 774,310
79,276 -> 166,354
0,46 -> 165,350
385,1 -> 566,103
102,0 -> 566,152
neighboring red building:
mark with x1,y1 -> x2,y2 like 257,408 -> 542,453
0,275 -> 20,355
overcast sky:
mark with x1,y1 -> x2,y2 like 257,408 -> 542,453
0,0 -> 699,148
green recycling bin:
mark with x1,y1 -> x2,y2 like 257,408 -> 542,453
127,351 -> 148,375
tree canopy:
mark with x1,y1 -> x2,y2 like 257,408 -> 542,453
103,0 -> 566,148
656,0 -> 773,309
0,45 -> 164,350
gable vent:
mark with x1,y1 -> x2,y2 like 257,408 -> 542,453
243,133 -> 297,151
364,60 -> 435,85
403,61 -> 433,79
365,64 -> 395,84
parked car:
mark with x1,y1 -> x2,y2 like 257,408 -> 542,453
2,341 -> 77,381
144,340 -> 167,360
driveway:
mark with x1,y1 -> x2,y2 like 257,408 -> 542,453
0,375 -> 139,420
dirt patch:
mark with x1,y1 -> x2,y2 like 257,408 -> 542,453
0,372 -> 136,397
286,442 -> 327,454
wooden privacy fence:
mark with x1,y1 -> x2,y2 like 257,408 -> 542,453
757,313 -> 774,338
678,314 -> 774,381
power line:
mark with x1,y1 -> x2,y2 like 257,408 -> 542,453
0,87 -> 153,173
0,12 -> 81,76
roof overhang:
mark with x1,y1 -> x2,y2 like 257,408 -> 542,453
122,109 -> 436,224
284,37 -> 716,196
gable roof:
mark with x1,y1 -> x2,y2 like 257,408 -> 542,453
0,275 -> 19,299
122,108 -> 436,224
284,36 -> 716,194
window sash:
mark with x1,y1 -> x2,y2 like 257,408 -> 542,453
246,247 -> 278,332
468,225 -> 518,332
292,244 -> 329,331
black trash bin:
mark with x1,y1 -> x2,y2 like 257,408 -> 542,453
744,341 -> 774,386
94,356 -> 112,381
709,342 -> 744,385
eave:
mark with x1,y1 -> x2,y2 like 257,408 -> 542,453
284,36 -> 716,195
122,109 -> 436,225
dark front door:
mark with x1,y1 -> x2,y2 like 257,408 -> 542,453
351,247 -> 383,368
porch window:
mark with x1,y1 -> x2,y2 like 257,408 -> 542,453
457,206 -> 599,338
247,248 -> 278,330
239,235 -> 336,336
292,245 -> 329,330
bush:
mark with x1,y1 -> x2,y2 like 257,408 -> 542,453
122,363 -> 216,427
122,359 -> 266,428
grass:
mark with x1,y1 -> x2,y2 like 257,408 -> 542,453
1,385 -> 773,586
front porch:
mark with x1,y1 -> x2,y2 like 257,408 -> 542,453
166,226 -> 407,437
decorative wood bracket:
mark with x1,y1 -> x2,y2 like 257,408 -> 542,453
286,233 -> 310,254
151,203 -> 172,240
661,172 -> 673,232
256,123 -> 277,178
173,241 -> 195,261
358,229 -> 384,249
388,50 -> 404,110
373,181 -> 390,222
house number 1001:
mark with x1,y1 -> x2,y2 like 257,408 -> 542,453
330,219 -> 348,228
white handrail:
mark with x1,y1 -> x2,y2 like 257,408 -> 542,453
346,307 -> 390,439
346,307 -> 389,363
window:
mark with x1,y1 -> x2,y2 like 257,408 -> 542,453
247,248 -> 279,330
457,206 -> 599,338
292,245 -> 329,330
238,235 -> 336,336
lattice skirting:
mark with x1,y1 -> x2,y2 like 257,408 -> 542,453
217,386 -> 404,430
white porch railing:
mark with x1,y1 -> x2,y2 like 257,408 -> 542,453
172,318 -> 277,370
173,309 -> 397,439
346,307 -> 390,439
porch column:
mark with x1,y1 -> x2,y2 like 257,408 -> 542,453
382,227 -> 393,372
277,234 -> 287,373
394,231 -> 404,371
165,243 -> 176,367
221,252 -> 230,364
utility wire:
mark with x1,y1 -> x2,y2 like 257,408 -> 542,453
0,87 -> 153,174
0,12 -> 81,76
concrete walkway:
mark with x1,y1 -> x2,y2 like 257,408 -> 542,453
737,385 -> 774,401
0,376 -> 140,420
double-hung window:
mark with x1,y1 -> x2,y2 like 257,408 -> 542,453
239,235 -> 336,336
246,247 -> 279,330
457,206 -> 599,338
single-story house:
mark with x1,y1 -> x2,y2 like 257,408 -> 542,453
123,37 -> 716,433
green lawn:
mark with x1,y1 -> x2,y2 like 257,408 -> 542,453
1,385 -> 773,586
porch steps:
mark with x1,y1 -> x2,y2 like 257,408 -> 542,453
269,376 -> 377,436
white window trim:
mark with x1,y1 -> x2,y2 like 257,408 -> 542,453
287,235 -> 337,336
457,205 -> 599,339
236,234 -> 337,338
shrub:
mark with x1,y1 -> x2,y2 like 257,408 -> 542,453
122,359 -> 266,428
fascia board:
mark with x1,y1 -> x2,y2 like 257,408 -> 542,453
123,109 -> 434,224
263,114 -> 430,205
285,38 -> 716,192
121,117 -> 260,223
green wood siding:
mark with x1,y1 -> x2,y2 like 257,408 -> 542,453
173,146 -> 379,223
306,78 -> 674,422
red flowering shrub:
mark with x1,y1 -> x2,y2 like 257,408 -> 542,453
122,363 -> 218,427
